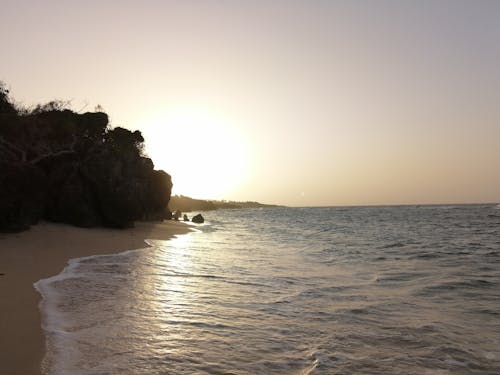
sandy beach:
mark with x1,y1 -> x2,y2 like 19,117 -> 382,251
0,221 -> 191,375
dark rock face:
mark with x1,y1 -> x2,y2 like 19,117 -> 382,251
46,163 -> 101,227
191,214 -> 205,223
0,94 -> 174,232
0,162 -> 47,232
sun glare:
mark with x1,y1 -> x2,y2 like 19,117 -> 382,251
139,107 -> 249,199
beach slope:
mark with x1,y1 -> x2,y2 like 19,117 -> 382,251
0,221 -> 190,375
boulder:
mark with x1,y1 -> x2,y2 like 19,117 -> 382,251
191,214 -> 204,223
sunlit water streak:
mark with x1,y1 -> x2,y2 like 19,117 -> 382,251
35,205 -> 500,374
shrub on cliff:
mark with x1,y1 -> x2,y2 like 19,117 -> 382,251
0,82 -> 17,115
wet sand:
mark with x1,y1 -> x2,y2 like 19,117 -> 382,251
0,221 -> 191,375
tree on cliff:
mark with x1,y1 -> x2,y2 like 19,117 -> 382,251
0,84 -> 173,232
0,82 -> 17,115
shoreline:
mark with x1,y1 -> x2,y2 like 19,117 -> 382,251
0,221 -> 191,375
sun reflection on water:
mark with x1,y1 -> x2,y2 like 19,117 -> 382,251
143,234 -> 203,350
148,235 -> 196,299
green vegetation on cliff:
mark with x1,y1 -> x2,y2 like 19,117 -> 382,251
0,83 -> 172,232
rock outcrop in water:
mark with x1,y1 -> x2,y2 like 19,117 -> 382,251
0,83 -> 172,232
191,214 -> 204,223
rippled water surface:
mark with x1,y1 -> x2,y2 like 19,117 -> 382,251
36,205 -> 500,374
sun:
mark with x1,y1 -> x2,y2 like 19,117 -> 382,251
139,107 -> 249,199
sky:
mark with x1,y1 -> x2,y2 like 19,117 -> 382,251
2,0 -> 500,206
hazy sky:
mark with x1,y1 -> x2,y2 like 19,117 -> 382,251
2,0 -> 500,206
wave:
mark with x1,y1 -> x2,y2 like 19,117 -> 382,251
378,242 -> 406,249
415,279 -> 496,298
34,257 -> 85,374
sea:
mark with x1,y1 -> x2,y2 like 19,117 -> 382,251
34,205 -> 500,374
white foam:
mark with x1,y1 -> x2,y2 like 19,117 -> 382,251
34,260 -> 83,374
33,246 -> 151,374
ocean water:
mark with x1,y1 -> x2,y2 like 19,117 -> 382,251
35,205 -> 500,374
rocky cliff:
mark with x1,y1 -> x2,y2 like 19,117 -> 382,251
0,85 -> 172,232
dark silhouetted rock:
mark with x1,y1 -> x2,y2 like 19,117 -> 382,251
45,162 -> 101,227
0,85 -> 175,232
191,214 -> 204,223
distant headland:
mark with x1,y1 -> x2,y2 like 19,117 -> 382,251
169,195 -> 282,212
